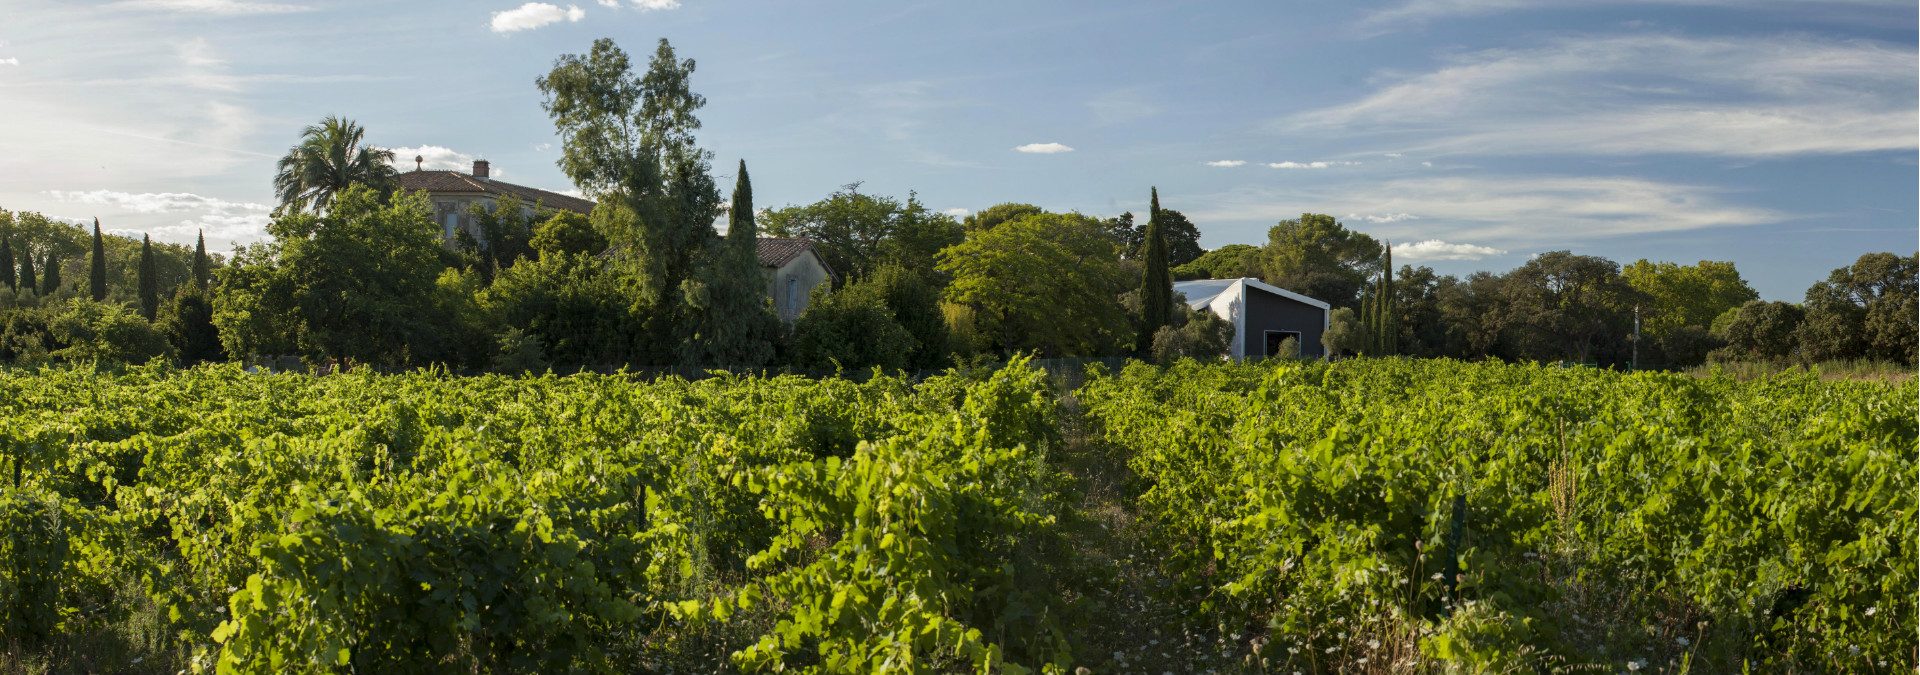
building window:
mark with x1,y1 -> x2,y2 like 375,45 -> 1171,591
1264,330 -> 1302,358
786,277 -> 799,316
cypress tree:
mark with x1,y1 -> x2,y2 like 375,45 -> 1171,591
1380,241 -> 1395,355
138,234 -> 158,320
727,159 -> 755,252
90,218 -> 108,301
1137,187 -> 1173,356
193,229 -> 209,290
40,252 -> 59,295
0,235 -> 13,291
18,247 -> 36,295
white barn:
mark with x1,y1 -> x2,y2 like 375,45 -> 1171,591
1172,277 -> 1331,359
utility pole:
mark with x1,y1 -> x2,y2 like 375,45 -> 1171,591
1631,304 -> 1640,372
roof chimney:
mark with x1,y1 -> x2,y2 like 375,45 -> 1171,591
472,160 -> 490,179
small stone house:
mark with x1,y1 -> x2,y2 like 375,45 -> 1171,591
755,238 -> 832,322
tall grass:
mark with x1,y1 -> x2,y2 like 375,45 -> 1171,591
1686,358 -> 1915,382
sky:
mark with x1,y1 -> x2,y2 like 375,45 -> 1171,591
0,0 -> 1914,300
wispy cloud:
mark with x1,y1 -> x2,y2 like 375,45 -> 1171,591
1395,239 -> 1508,261
942,207 -> 972,217
1362,0 -> 1905,30
490,3 -> 586,33
628,0 -> 682,8
1205,160 -> 1247,167
1284,34 -> 1916,158
1014,142 -> 1074,154
113,0 -> 312,14
1349,213 -> 1419,223
45,189 -> 270,214
1187,174 -> 1780,245
45,190 -> 273,243
1268,161 -> 1358,169
0,58 -> 17,66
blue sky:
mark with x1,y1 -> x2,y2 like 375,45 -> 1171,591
1,0 -> 1913,299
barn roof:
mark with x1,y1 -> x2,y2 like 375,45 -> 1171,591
1173,277 -> 1330,311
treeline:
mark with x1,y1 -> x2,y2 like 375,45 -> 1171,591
0,36 -> 1910,373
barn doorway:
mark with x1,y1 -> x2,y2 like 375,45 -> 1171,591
1264,330 -> 1302,358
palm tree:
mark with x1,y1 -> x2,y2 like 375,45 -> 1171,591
272,116 -> 397,215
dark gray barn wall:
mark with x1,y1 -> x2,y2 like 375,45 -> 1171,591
1242,287 -> 1327,358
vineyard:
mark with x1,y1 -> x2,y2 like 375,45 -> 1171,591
0,358 -> 1912,673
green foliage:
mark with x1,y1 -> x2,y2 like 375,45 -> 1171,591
939,212 -> 1132,357
482,250 -> 644,370
489,327 -> 550,374
158,285 -> 225,365
192,230 -> 209,291
1080,358 -> 1917,672
961,203 -> 1044,233
137,235 -> 158,321
788,283 -> 916,372
0,358 -> 1081,672
1623,259 -> 1757,346
866,263 -> 950,370
1260,213 -> 1381,308
1800,252 -> 1918,365
38,250 -> 60,296
0,233 -> 14,291
214,185 -> 458,367
49,299 -> 172,364
1137,188 -> 1173,356
1149,208 -> 1203,268
762,184 -> 963,280
455,195 -> 538,278
18,248 -> 37,298
90,220 -> 107,301
679,161 -> 780,368
1498,251 -> 1640,363
1321,306 -> 1368,357
1149,301 -> 1232,363
1710,300 -> 1804,361
1172,244 -> 1262,281
529,210 -> 607,259
272,116 -> 397,215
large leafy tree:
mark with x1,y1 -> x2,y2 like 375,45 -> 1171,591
214,185 -> 458,367
1172,244 -> 1262,281
1800,252 -> 1917,364
539,37 -> 719,360
1498,251 -> 1641,363
938,212 -> 1131,357
679,160 -> 780,367
1711,300 -> 1804,361
1436,271 -> 1506,359
1260,213 -> 1382,308
963,203 -> 1044,233
1623,259 -> 1756,339
0,233 -> 13,291
272,116 -> 397,215
1151,208 -> 1203,268
762,184 -> 962,281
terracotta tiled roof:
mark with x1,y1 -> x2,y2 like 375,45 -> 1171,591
395,170 -> 596,215
756,237 -> 822,271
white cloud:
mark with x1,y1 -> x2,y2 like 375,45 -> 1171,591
1363,0 -> 1904,29
113,0 -> 311,14
1349,213 -> 1420,223
1014,142 -> 1074,154
597,0 -> 619,6
1395,239 -> 1508,261
1268,161 -> 1358,169
387,145 -> 498,176
942,207 -> 972,217
1284,34 -> 1916,158
0,58 -> 16,66
1186,174 -> 1780,245
1205,160 -> 1247,167
44,189 -> 270,214
628,0 -> 682,9
44,190 -> 274,244
1383,152 -> 1404,158
490,3 -> 586,33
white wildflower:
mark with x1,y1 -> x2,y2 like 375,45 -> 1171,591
1865,607 -> 1877,616
1627,658 -> 1646,671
